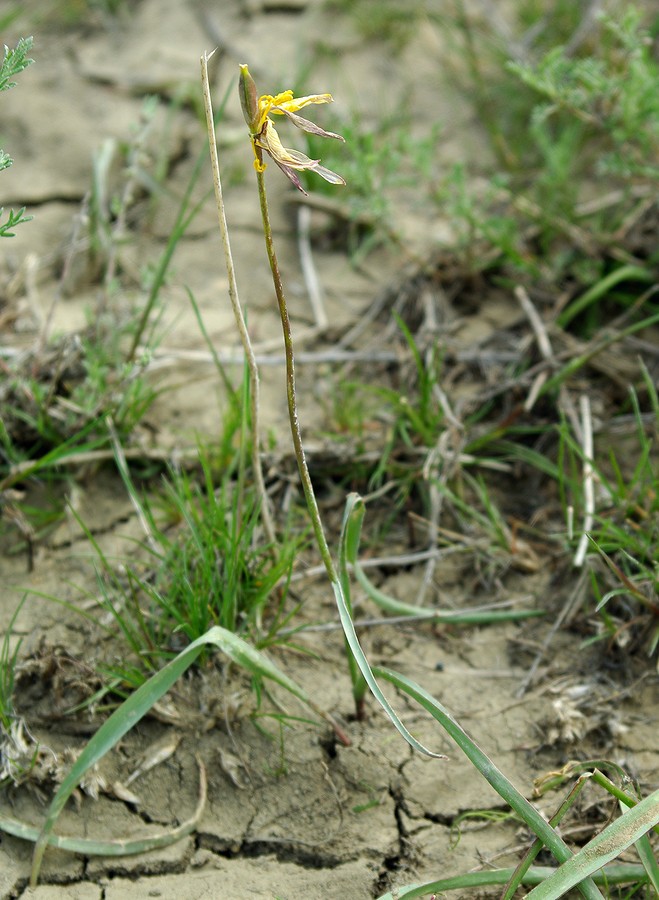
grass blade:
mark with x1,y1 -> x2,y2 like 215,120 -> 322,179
332,579 -> 447,760
634,829 -> 659,896
29,626 -> 317,885
557,264 -> 655,329
373,665 -> 603,900
502,774 -> 591,900
541,309 -> 659,398
525,789 -> 659,899
376,864 -> 649,900
337,495 -> 447,759
344,491 -> 542,623
341,495 -> 544,625
1,755 -> 205,856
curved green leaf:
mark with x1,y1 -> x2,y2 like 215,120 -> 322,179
29,626 -> 315,885
2,756 -> 205,856
526,789 -> 659,899
334,494 -> 446,759
373,665 -> 603,900
376,864 -> 648,900
343,492 -> 542,622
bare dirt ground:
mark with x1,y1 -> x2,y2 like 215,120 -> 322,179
1,2 -> 658,898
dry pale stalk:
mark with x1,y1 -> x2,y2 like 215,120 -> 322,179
574,394 -> 595,567
200,50 -> 276,547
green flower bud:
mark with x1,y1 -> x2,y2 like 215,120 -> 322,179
239,64 -> 260,134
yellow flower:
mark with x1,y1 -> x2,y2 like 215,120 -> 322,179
239,65 -> 345,194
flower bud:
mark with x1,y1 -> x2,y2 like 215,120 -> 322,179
239,64 -> 260,134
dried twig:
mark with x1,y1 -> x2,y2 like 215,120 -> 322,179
1,446 -> 199,489
200,50 -> 276,546
297,204 -> 328,330
515,283 -> 554,412
140,346 -> 399,368
417,426 -> 464,607
514,285 -> 581,431
574,394 -> 595,568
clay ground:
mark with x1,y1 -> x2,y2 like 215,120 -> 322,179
1,2 -> 658,898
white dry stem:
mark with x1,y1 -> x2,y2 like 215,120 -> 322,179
574,394 -> 595,567
417,367 -> 464,606
200,50 -> 275,546
418,428 -> 462,607
567,504 -> 574,541
297,205 -> 328,330
515,285 -> 553,359
514,284 -> 581,431
514,284 -> 553,412
142,346 -> 399,367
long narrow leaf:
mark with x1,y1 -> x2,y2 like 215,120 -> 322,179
557,264 -> 654,329
633,829 -> 659,896
343,493 -> 542,623
30,626 -> 315,885
542,310 -> 659,397
373,665 -> 603,900
337,488 -> 367,705
2,756 -> 205,856
502,774 -> 591,900
526,789 -> 659,899
332,579 -> 446,759
337,496 -> 446,759
376,864 -> 648,900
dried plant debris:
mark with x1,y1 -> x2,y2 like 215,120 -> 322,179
0,716 -> 45,789
540,677 -> 632,747
0,716 -> 105,805
13,642 -> 105,724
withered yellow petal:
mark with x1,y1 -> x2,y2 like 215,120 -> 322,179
272,107 -> 345,142
257,121 -> 319,171
272,93 -> 334,114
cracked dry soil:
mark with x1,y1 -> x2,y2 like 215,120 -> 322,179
1,2 -> 658,898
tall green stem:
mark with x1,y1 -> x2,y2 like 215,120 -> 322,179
256,170 -> 369,716
255,168 -> 337,582
252,159 -> 441,757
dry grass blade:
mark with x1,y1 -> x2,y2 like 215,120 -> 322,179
574,394 -> 594,567
0,755 -> 206,856
200,50 -> 276,547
